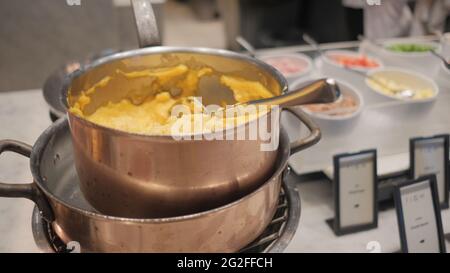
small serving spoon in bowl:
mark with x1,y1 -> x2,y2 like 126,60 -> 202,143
236,36 -> 257,58
302,33 -> 325,58
357,34 -> 384,48
342,66 -> 415,99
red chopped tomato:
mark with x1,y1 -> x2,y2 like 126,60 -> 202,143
328,54 -> 379,68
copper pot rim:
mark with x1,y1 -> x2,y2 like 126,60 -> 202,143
30,117 -> 291,223
62,46 -> 288,140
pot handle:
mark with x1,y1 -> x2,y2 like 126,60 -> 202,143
0,140 -> 54,222
132,0 -> 161,48
283,107 -> 321,154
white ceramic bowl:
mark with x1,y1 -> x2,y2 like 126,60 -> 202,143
322,50 -> 383,72
382,40 -> 440,57
380,40 -> 441,76
259,53 -> 312,83
320,50 -> 383,85
290,78 -> 364,121
365,67 -> 439,103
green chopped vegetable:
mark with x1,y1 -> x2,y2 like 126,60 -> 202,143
387,43 -> 435,53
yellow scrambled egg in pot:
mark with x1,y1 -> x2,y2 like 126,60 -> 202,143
69,65 -> 275,135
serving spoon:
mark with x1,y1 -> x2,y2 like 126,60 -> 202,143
210,78 -> 341,115
302,33 -> 325,57
234,36 -> 341,107
357,34 -> 383,48
236,36 -> 257,58
197,35 -> 341,110
248,78 -> 340,107
236,36 -> 341,105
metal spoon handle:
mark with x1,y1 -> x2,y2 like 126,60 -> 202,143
341,65 -> 390,88
431,50 -> 445,62
357,34 -> 382,48
302,33 -> 324,57
236,36 -> 256,57
249,78 -> 340,107
342,66 -> 397,91
431,50 -> 450,69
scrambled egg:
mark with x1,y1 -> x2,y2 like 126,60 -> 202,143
69,65 -> 274,135
220,75 -> 273,102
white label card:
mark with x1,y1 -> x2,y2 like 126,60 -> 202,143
400,180 -> 440,253
338,153 -> 375,228
413,138 -> 446,204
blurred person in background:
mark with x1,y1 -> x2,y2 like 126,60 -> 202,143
411,0 -> 450,35
343,0 -> 450,39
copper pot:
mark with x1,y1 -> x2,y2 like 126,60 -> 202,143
0,117 -> 314,252
64,51 -> 336,218
59,1 -> 337,218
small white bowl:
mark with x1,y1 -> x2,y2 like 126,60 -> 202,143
380,40 -> 441,76
259,53 -> 312,82
382,40 -> 441,57
322,50 -> 383,72
290,78 -> 364,121
365,67 -> 439,103
320,50 -> 383,85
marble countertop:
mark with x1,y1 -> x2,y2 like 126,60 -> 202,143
0,89 -> 449,253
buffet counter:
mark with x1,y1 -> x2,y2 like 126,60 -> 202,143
1,89 -> 449,252
1,35 -> 450,252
